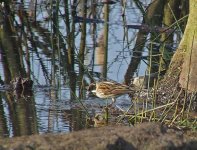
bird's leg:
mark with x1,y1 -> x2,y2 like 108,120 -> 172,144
103,100 -> 110,117
112,98 -> 127,112
108,98 -> 116,107
106,99 -> 109,107
103,99 -> 109,110
112,98 -> 116,104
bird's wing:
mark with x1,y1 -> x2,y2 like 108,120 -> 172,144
98,81 -> 132,95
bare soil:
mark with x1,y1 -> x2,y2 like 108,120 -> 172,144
0,122 -> 196,150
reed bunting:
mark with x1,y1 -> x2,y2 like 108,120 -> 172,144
87,81 -> 136,104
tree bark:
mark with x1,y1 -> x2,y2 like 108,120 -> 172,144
178,0 -> 197,92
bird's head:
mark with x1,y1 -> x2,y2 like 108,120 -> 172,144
86,83 -> 96,97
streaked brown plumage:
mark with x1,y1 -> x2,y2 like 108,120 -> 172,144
87,81 -> 135,104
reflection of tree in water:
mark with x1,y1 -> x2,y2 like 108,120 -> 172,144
0,91 -> 38,137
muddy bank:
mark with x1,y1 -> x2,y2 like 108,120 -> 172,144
0,122 -> 196,150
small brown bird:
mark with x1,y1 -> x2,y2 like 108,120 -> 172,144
87,81 -> 135,104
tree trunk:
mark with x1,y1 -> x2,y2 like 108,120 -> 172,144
176,0 -> 197,92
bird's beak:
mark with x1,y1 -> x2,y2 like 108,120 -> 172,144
91,90 -> 96,94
